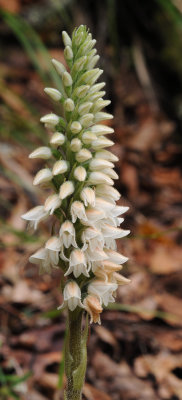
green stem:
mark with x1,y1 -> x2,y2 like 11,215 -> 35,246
64,309 -> 88,400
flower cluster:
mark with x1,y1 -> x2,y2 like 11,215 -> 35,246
22,25 -> 130,324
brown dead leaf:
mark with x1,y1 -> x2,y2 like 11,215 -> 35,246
94,325 -> 118,348
83,383 -> 112,400
0,0 -> 20,13
149,244 -> 182,274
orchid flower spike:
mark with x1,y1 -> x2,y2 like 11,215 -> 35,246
21,25 -> 130,326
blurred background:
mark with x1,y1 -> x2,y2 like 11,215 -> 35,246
0,0 -> 182,399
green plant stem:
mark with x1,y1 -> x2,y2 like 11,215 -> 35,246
64,309 -> 87,400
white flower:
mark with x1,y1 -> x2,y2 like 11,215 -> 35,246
22,205 -> 48,229
40,113 -> 59,126
80,187 -> 95,207
59,181 -> 74,200
44,194 -> 61,215
74,166 -> 87,181
65,249 -> 89,277
70,121 -> 82,134
111,205 -> 129,217
83,295 -> 102,324
70,138 -> 82,152
71,201 -> 87,223
45,236 -> 62,265
44,88 -> 62,101
52,58 -> 66,76
88,280 -> 118,306
58,281 -> 83,311
81,226 -> 104,251
53,160 -> 68,175
29,236 -> 61,273
88,171 -> 113,186
95,184 -> 120,202
85,247 -> 108,263
84,208 -> 105,225
90,124 -> 114,136
29,146 -> 52,160
50,132 -> 65,146
101,224 -> 130,239
59,220 -> 77,248
109,272 -> 130,285
29,248 -> 51,274
76,149 -> 92,162
104,248 -> 128,264
92,260 -> 122,282
33,168 -> 52,186
94,197 -> 115,215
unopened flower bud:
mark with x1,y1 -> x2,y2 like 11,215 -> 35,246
79,113 -> 94,128
59,181 -> 74,200
91,136 -> 114,150
94,112 -> 113,123
33,168 -> 52,186
82,131 -> 97,144
64,98 -> 75,112
78,102 -> 92,116
53,160 -> 68,175
70,121 -> 82,134
87,55 -> 100,70
88,171 -> 113,186
50,132 -> 65,146
70,138 -> 82,152
74,166 -> 87,182
89,158 -> 114,171
76,149 -> 92,162
89,82 -> 106,94
44,88 -> 62,101
62,31 -> 72,47
40,113 -> 60,126
73,85 -> 90,98
62,71 -> 73,87
90,124 -> 114,136
95,149 -> 118,162
29,146 -> 52,160
52,59 -> 66,76
64,45 -> 73,60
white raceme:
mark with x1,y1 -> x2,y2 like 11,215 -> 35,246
22,25 -> 130,324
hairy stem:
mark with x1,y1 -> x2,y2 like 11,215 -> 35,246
64,309 -> 87,400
